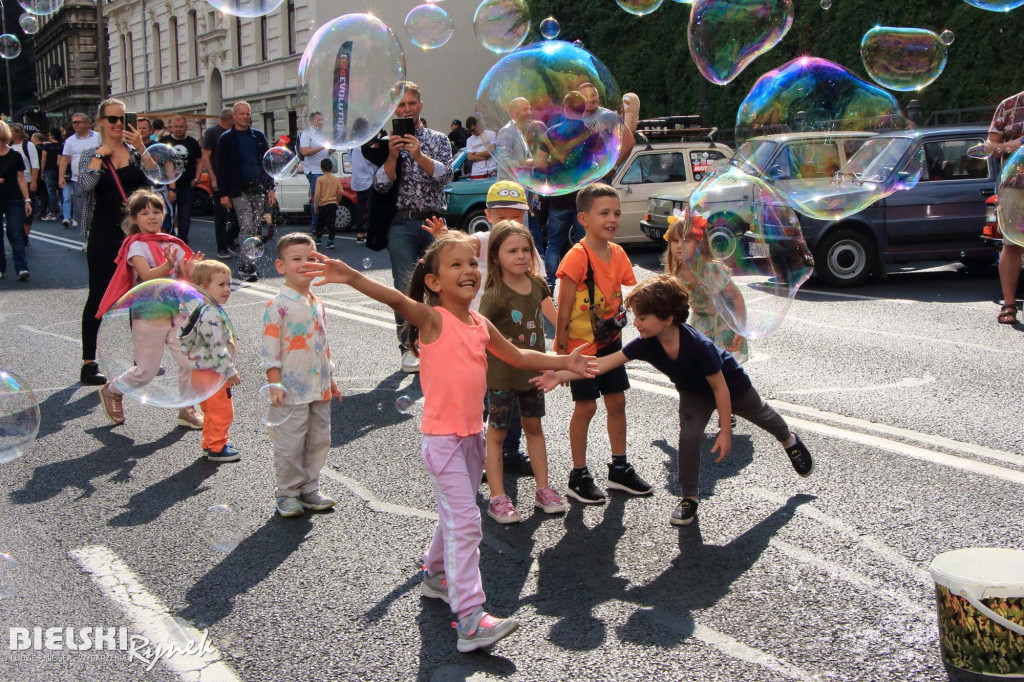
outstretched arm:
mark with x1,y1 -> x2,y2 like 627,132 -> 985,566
530,350 -> 629,392
484,318 -> 597,376
305,253 -> 441,339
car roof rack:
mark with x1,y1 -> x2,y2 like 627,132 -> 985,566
636,116 -> 720,142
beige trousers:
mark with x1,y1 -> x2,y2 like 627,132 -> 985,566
270,400 -> 331,498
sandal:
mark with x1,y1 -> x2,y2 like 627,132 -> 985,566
998,304 -> 1018,325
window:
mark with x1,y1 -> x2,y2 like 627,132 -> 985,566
263,111 -> 275,138
921,139 -> 990,181
287,110 -> 298,143
621,152 -> 688,185
843,138 -> 868,159
235,17 -> 242,67
152,23 -> 162,85
169,16 -> 180,80
188,10 -> 198,78
774,141 -> 841,180
287,0 -> 296,54
690,149 -> 727,182
120,34 -> 128,87
259,15 -> 268,61
124,32 -> 135,90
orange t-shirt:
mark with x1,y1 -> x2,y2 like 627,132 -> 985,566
556,240 -> 636,355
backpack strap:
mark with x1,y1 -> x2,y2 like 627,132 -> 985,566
582,242 -> 598,311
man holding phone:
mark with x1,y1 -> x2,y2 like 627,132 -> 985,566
372,81 -> 454,373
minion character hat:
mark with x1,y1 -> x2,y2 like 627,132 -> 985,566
486,180 -> 529,211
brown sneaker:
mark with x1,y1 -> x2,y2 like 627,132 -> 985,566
99,383 -> 125,425
177,406 -> 204,430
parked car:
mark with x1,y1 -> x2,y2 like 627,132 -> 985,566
981,194 -> 1002,248
644,126 -> 999,286
443,136 -> 733,242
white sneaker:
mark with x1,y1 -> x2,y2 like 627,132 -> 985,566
401,350 -> 420,373
275,496 -> 304,517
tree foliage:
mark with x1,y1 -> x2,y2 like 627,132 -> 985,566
525,0 -> 1024,128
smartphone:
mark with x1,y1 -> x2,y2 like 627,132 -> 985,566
392,117 -> 415,138
124,112 -> 138,130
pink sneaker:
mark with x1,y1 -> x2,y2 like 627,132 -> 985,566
535,486 -> 566,514
486,494 -> 521,524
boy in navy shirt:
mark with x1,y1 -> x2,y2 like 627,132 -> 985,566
534,274 -> 813,526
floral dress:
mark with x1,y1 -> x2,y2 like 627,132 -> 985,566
677,269 -> 749,365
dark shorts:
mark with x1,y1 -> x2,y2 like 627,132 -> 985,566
569,339 -> 629,402
487,388 -> 545,429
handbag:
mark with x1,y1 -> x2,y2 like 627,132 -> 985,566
364,135 -> 400,252
582,244 -> 627,345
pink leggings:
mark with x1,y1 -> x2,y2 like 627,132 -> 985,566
111,316 -> 192,401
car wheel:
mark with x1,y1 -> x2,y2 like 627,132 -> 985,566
814,228 -> 876,287
192,191 -> 212,216
462,209 -> 490,234
959,254 -> 997,272
335,200 -> 354,231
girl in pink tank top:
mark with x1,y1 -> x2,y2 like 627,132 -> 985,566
306,233 -> 595,654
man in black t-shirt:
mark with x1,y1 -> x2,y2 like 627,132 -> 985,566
201,108 -> 237,258
167,115 -> 203,244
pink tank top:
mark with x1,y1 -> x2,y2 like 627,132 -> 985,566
419,306 -> 490,437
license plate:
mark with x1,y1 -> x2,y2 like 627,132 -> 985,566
749,242 -> 770,259
642,224 -> 659,238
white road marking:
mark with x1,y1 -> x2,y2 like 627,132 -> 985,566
320,468 -> 438,521
69,545 -> 241,682
231,282 -> 393,330
779,375 -> 936,395
29,232 -> 87,249
19,324 -> 82,345
787,315 -> 1014,354
797,289 -> 916,304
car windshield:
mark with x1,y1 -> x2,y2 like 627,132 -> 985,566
840,136 -> 916,183
733,140 -> 777,175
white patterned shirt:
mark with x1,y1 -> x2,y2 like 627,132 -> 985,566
261,285 -> 334,405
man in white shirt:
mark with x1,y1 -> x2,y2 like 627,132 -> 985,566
59,112 -> 101,229
348,142 -> 374,242
464,116 -> 498,178
10,124 -> 39,236
298,111 -> 331,238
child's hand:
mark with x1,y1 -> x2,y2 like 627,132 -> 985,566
566,346 -> 598,378
269,385 -> 286,406
421,216 -> 448,238
305,252 -> 357,286
226,375 -> 241,387
529,370 -> 562,394
711,429 -> 731,463
330,379 -> 343,402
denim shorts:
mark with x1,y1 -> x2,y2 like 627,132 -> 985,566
487,388 -> 545,429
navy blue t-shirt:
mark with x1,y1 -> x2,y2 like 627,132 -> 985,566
236,131 -> 260,183
622,323 -> 753,398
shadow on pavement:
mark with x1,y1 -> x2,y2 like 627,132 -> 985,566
35,385 -> 99,440
415,597 -> 517,682
179,514 -> 315,627
330,372 -> 423,450
651,433 -> 755,498
107,457 -> 219,527
9,426 -> 186,503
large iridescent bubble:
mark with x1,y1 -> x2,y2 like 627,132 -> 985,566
262,146 -> 299,179
405,3 -> 454,50
97,280 -> 236,409
0,371 -> 39,464
473,0 -> 531,54
475,40 -> 624,196
688,0 -> 794,85
17,0 -> 63,15
207,0 -> 282,17
860,27 -> 948,92
997,147 -> 1024,248
962,0 -> 1024,10
0,35 -> 22,60
18,14 -> 39,35
683,168 -> 813,338
142,144 -> 185,185
298,14 -> 406,150
617,0 -> 664,15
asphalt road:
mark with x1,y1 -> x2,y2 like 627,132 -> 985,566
0,215 -> 1022,682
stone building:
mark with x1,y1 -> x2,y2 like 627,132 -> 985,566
105,0 -> 503,140
34,0 -> 104,127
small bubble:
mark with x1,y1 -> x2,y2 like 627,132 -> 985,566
362,258 -> 372,270
940,29 -> 954,46
202,504 -> 244,552
820,0 -> 832,8
539,16 -> 559,40
395,396 -> 414,414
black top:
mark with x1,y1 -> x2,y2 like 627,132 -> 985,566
623,323 -> 753,398
201,124 -> 228,174
167,135 -> 203,190
41,142 -> 61,171
91,161 -> 149,248
0,149 -> 26,202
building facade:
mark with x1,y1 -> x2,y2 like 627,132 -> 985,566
105,0 -> 503,140
34,0 -> 104,126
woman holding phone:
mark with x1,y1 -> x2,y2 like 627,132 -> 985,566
76,97 -> 154,386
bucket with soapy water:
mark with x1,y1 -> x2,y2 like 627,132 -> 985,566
930,548 -> 1024,680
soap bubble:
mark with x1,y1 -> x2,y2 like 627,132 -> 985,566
242,237 -> 265,261
298,14 -> 406,151
961,0 -> 1024,10
0,35 -> 22,60
262,146 -> 299,180
684,168 -> 813,338
97,280 -> 235,409
475,40 -> 625,196
205,0 -> 282,18
405,3 -> 454,50
860,27 -> 948,92
0,553 -> 18,601
202,504 -> 245,552
617,0 -> 664,15
539,16 -> 560,39
820,0 -> 831,8
17,0 -> 63,15
0,371 -> 39,464
572,39 -> 584,48
395,396 -> 415,414
142,144 -> 185,185
997,147 -> 1024,249
473,0 -> 530,54
256,383 -> 288,427
688,0 -> 793,85
18,14 -> 38,34
362,257 -> 372,269
966,142 -> 992,159
939,29 -> 954,45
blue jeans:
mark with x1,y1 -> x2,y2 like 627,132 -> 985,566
387,216 -> 434,351
306,174 -> 320,232
62,179 -> 75,222
0,200 -> 28,274
44,170 -> 59,216
544,206 -> 582,288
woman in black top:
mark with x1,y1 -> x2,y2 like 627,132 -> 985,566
40,130 -> 63,221
0,120 -> 32,280
77,98 -> 153,386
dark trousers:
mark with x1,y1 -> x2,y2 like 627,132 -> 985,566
315,204 -> 338,241
81,233 -> 121,361
0,200 -> 28,274
354,189 -> 370,234
175,187 -> 195,244
677,388 -> 791,498
213,190 -> 239,251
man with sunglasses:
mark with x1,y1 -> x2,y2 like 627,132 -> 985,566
58,113 -> 100,230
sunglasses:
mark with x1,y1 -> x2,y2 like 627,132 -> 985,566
103,115 -> 125,125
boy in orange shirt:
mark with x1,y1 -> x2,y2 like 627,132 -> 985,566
313,158 -> 342,250
554,183 -> 651,504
